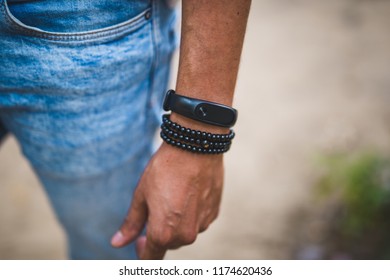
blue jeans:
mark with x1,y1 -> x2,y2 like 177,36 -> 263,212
0,0 -> 177,259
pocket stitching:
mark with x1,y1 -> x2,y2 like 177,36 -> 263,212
1,2 -> 151,42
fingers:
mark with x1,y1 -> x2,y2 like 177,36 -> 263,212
198,204 -> 219,233
140,238 -> 167,260
135,235 -> 147,257
137,217 -> 198,259
111,189 -> 147,248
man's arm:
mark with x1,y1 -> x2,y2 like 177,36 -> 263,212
111,0 -> 251,259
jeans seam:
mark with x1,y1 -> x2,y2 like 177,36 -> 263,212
143,0 -> 161,134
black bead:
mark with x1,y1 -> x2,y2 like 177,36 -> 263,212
160,113 -> 233,155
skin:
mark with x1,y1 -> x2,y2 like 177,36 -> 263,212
111,0 -> 251,259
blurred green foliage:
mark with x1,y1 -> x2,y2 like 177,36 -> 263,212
316,152 -> 390,258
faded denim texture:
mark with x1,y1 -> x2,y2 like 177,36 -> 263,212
0,0 -> 177,259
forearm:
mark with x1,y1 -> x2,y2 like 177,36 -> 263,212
172,0 -> 251,133
112,0 -> 251,259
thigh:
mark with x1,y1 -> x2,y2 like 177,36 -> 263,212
0,1 -> 153,260
0,0 -> 177,259
34,146 -> 152,260
0,2 -> 156,178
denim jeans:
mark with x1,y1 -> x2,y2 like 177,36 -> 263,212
0,0 -> 177,259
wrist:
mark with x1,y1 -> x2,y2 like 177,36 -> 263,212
161,89 -> 236,155
170,112 -> 230,134
160,141 -> 224,163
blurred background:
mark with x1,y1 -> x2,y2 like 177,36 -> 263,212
1,0 -> 390,259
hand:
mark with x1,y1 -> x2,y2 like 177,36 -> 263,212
110,142 -> 224,259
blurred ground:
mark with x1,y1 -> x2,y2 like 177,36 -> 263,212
1,0 -> 390,259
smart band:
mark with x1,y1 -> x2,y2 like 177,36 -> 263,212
162,89 -> 238,128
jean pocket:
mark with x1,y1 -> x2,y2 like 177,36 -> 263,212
1,1 -> 152,45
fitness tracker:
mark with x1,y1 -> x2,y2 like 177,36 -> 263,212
162,89 -> 237,128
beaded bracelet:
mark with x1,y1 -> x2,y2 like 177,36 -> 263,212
160,114 -> 234,155
161,124 -> 231,149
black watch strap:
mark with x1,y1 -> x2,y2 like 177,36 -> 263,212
163,90 -> 238,128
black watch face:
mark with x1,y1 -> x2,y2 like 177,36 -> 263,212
195,103 -> 236,127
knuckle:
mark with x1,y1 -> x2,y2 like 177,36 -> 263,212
180,230 -> 197,245
199,223 -> 209,233
151,231 -> 174,248
211,209 -> 220,222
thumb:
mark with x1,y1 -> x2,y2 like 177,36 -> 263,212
111,189 -> 147,247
